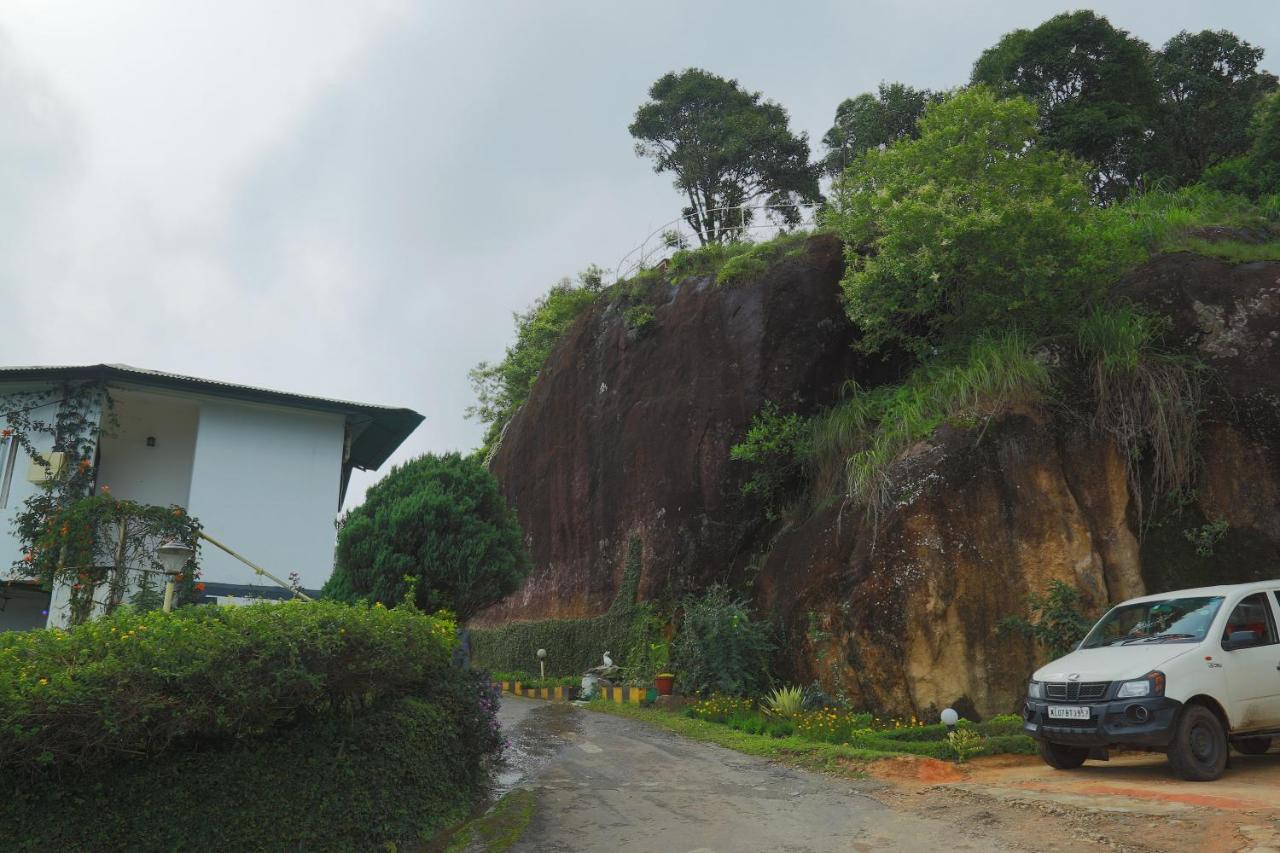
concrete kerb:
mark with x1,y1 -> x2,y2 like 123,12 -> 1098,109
496,681 -> 646,704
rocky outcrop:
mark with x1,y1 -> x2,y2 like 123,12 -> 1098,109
476,239 -> 1280,718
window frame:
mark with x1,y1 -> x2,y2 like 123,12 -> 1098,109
1223,592 -> 1280,648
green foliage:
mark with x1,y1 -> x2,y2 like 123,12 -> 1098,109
672,585 -> 773,697
469,536 -> 643,677
0,682 -> 499,852
730,403 -> 813,519
821,82 -> 940,177
827,87 -> 1116,356
445,787 -> 538,853
762,684 -> 805,718
622,601 -> 671,684
811,332 -> 1052,517
1094,184 -> 1280,256
27,494 -> 202,624
630,68 -> 820,246
1184,518 -> 1229,557
623,303 -> 655,332
1204,91 -> 1280,200
468,267 -> 603,457
998,580 -> 1092,661
1076,306 -> 1202,525
0,599 -> 460,781
325,452 -> 529,623
1148,30 -> 1278,186
971,10 -> 1159,199
948,728 -> 985,763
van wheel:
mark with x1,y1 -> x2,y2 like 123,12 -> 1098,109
1168,705 -> 1228,781
1038,740 -> 1088,769
1233,737 -> 1272,755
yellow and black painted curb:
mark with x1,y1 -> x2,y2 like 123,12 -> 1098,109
496,680 -> 648,703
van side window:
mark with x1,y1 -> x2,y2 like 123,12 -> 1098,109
1224,593 -> 1278,646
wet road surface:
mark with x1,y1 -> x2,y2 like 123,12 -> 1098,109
495,697 -> 1012,852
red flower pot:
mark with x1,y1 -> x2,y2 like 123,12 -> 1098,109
655,673 -> 675,696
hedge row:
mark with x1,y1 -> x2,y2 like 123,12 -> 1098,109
0,683 -> 500,852
0,599 -> 458,779
469,536 -> 643,676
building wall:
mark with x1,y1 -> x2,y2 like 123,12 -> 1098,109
187,400 -> 345,591
95,392 -> 198,508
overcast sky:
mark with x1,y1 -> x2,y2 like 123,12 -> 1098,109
2,1 -> 1276,510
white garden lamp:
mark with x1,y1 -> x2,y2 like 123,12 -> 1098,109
156,540 -> 194,613
537,647 -> 547,680
941,707 -> 959,731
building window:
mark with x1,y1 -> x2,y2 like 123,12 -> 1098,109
0,434 -> 18,508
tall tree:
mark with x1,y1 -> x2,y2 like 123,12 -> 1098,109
821,82 -> 939,177
630,68 -> 820,245
972,10 -> 1159,201
1148,30 -> 1277,185
323,453 -> 530,623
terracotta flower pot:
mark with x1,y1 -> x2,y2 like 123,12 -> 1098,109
655,673 -> 675,696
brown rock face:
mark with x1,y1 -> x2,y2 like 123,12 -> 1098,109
475,235 -> 870,625
478,244 -> 1280,718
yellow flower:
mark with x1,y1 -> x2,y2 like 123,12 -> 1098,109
37,678 -> 48,685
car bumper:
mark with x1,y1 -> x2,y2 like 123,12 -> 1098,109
1022,696 -> 1183,748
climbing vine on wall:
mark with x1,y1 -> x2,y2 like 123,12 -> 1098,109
1,382 -> 202,623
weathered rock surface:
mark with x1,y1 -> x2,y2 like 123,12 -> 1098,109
476,239 -> 1280,718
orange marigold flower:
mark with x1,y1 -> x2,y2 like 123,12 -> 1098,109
194,583 -> 206,593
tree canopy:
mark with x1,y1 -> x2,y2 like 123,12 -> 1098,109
1149,30 -> 1277,185
821,82 -> 939,177
972,10 -> 1159,200
323,452 -> 530,623
826,87 -> 1119,356
630,68 -> 820,245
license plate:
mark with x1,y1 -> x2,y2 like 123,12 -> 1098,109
1048,705 -> 1091,720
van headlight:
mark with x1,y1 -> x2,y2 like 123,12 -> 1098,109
1027,680 -> 1043,699
1116,671 -> 1165,699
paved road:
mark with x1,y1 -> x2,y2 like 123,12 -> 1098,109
495,697 -> 1011,852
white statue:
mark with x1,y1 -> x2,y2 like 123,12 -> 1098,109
602,651 -> 614,668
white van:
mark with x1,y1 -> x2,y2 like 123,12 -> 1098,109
1023,580 -> 1280,781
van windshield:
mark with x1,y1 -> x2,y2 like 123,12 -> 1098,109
1080,596 -> 1224,649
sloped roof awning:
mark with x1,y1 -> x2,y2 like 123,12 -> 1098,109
0,364 -> 423,500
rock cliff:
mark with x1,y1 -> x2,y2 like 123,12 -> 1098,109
476,235 -> 1280,717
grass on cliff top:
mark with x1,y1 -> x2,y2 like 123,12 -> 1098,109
1099,186 -> 1280,262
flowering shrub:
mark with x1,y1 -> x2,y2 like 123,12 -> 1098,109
688,695 -> 756,724
793,707 -> 874,743
0,599 -> 462,780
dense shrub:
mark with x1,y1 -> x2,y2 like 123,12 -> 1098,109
826,87 -> 1124,357
468,267 -> 604,458
672,585 -> 773,696
469,536 -> 643,677
324,452 -> 529,623
0,680 -> 500,852
1203,91 -> 1280,200
0,600 -> 458,780
730,403 -> 813,519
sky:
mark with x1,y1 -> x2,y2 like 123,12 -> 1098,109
2,1 -> 1277,510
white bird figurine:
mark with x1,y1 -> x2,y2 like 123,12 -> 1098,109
602,651 -> 614,668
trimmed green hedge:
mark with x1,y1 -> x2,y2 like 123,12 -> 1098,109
0,688 -> 496,851
0,599 -> 458,779
469,536 -> 642,677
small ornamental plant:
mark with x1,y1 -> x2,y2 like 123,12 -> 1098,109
948,728 -> 985,764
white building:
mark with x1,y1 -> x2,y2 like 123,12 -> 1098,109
0,365 -> 422,631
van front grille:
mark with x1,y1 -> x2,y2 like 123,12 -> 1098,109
1044,681 -> 1109,702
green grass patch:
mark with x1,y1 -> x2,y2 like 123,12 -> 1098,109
1164,236 -> 1280,263
445,787 -> 538,853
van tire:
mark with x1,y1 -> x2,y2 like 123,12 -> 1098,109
1168,704 -> 1228,781
1037,740 -> 1089,769
1233,736 -> 1272,755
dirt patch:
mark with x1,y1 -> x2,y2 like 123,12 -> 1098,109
868,755 -> 967,784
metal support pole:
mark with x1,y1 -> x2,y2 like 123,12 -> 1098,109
162,579 -> 176,613
197,531 -> 313,601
